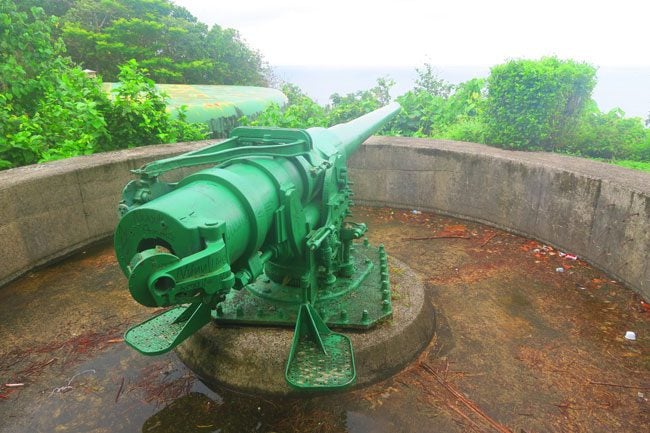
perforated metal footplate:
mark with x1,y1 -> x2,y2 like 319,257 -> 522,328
124,303 -> 210,355
285,303 -> 356,390
286,333 -> 355,390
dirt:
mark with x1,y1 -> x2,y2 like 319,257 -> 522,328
0,206 -> 648,433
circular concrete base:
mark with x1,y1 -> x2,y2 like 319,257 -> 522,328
175,257 -> 434,395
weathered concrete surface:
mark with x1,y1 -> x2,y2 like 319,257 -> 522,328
1,136 -> 649,301
0,141 -> 208,287
349,136 -> 650,300
176,256 -> 434,395
2,210 -> 647,433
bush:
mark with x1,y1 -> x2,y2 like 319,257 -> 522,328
570,106 -> 648,160
242,83 -> 327,128
443,118 -> 487,143
101,60 -> 206,150
0,2 -> 109,167
328,77 -> 394,125
393,90 -> 446,137
0,2 -> 206,170
484,57 -> 596,151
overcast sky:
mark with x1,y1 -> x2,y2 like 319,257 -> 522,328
172,0 -> 649,68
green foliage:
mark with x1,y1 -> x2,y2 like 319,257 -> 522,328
392,90 -> 446,137
444,118 -> 487,143
236,59 -> 650,173
244,79 -> 395,130
328,77 -> 395,125
0,1 -> 107,166
103,60 -> 180,149
484,57 -> 597,151
610,159 -> 650,173
0,1 -> 206,170
36,68 -> 110,161
570,105 -> 648,159
243,83 -> 327,128
414,63 -> 454,98
391,78 -> 487,139
56,0 -> 268,85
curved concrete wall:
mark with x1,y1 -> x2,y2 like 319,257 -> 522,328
0,141 -> 208,287
349,137 -> 650,299
1,136 -> 648,300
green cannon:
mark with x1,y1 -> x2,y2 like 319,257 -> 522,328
114,103 -> 400,391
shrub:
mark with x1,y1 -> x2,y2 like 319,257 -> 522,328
571,106 -> 647,160
484,57 -> 596,151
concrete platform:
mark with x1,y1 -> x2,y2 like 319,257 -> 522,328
1,208 -> 647,432
175,256 -> 434,395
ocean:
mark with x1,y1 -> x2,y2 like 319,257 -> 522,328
273,65 -> 650,120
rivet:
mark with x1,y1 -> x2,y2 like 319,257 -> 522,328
362,310 -> 369,322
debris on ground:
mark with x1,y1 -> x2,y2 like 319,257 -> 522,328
559,252 -> 578,260
49,369 -> 96,397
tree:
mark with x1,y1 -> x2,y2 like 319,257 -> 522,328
0,1 -> 206,170
484,57 -> 596,151
58,0 -> 268,85
204,25 -> 269,86
328,77 -> 395,125
414,63 -> 454,98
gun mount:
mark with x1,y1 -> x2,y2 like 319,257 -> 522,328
114,103 -> 400,391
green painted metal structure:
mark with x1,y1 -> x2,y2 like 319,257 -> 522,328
103,84 -> 287,137
114,103 -> 400,390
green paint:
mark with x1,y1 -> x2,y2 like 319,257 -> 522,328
115,103 -> 400,390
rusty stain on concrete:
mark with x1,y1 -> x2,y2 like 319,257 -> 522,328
0,207 -> 648,433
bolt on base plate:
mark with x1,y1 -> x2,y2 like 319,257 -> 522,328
214,242 -> 392,329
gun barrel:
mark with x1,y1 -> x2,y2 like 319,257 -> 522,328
306,102 -> 400,159
114,103 -> 400,309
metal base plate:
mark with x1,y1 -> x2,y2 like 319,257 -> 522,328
215,243 -> 392,329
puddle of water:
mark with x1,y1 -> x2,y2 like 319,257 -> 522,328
1,207 -> 648,433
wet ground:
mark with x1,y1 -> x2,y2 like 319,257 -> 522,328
0,206 -> 648,433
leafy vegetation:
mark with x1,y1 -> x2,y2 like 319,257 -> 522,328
247,59 -> 649,170
17,0 -> 269,85
610,160 -> 650,173
484,58 -> 596,151
2,1 -> 648,172
0,1 -> 206,170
